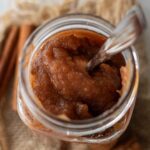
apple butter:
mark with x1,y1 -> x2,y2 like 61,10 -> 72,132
30,29 -> 125,120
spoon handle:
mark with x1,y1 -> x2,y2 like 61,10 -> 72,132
87,5 -> 146,72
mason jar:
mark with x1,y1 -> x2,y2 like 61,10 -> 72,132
17,14 -> 139,149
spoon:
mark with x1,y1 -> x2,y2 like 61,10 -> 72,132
87,5 -> 146,72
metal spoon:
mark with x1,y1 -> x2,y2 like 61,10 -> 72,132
87,5 -> 146,72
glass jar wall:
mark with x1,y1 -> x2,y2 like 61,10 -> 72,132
17,14 -> 139,148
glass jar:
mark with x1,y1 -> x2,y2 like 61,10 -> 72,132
17,14 -> 139,148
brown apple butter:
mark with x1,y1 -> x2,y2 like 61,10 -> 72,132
30,29 -> 125,120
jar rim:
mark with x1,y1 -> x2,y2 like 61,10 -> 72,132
19,14 -> 139,136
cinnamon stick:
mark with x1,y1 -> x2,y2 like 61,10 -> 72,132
0,46 -> 17,97
12,25 -> 36,111
0,26 -> 19,84
0,26 -> 19,150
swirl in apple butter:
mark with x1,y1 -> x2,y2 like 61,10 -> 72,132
30,30 -> 125,120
